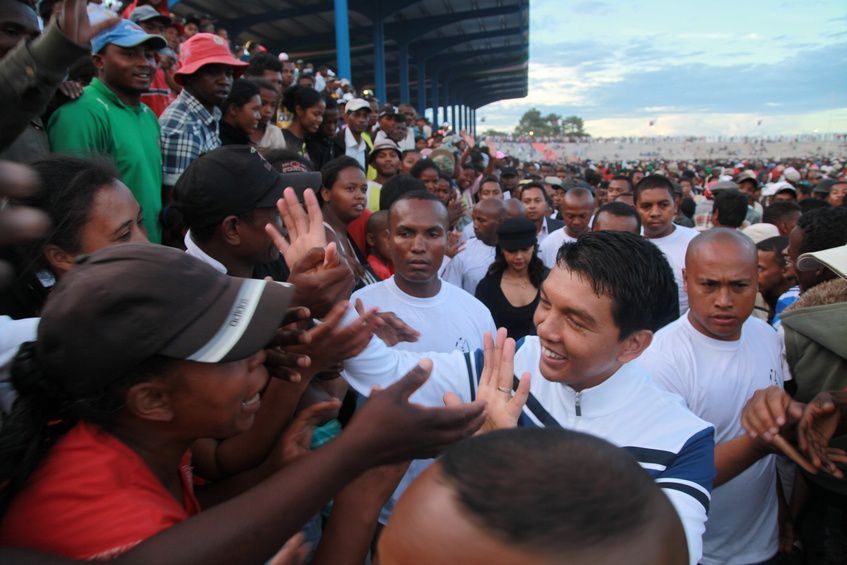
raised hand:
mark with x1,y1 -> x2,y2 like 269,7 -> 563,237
798,390 -> 847,478
58,0 -> 120,48
288,244 -> 355,319
264,307 -> 313,383
454,329 -> 530,433
343,360 -> 485,465
287,301 -> 382,374
265,188 -> 327,268
355,299 -> 420,346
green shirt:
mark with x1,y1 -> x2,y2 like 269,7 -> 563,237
48,78 -> 163,242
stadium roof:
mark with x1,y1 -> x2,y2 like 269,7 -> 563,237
171,0 -> 529,129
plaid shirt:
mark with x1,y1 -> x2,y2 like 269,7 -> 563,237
159,89 -> 222,186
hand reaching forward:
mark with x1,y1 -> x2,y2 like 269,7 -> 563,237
265,188 -> 327,268
446,329 -> 530,433
58,0 -> 120,48
798,390 -> 847,479
343,360 -> 486,465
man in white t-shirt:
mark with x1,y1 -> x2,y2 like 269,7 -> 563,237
639,229 -> 783,565
442,198 -> 506,294
351,189 -> 497,522
635,175 -> 698,315
539,186 -> 594,268
341,231 -> 715,564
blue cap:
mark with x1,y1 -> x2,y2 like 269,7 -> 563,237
91,19 -> 167,55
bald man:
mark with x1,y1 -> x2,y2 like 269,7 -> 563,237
443,199 -> 507,293
639,229 -> 784,565
538,187 -> 595,268
379,428 -> 689,565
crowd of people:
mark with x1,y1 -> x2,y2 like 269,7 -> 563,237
1,1 -> 847,564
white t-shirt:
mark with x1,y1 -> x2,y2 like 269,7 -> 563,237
351,275 -> 496,522
459,222 -> 475,243
257,124 -> 286,150
639,314 -> 783,565
647,225 -> 698,314
441,237 -> 496,294
538,228 -> 577,268
0,316 -> 39,414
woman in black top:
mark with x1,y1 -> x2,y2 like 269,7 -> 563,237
218,79 -> 261,146
281,85 -> 325,161
475,217 -> 549,340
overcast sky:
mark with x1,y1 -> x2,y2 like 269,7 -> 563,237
477,0 -> 847,136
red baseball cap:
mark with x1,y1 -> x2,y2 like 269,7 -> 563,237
175,33 -> 247,83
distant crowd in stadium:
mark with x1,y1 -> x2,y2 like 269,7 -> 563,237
1,1 -> 847,565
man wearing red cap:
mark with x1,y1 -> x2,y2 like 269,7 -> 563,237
159,33 -> 247,196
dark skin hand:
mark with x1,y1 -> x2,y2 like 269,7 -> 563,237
798,390 -> 847,478
0,362 -> 485,565
287,245 -> 355,319
355,298 -> 420,347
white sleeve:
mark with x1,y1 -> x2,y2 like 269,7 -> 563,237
0,316 -> 39,414
340,312 -> 475,406
441,252 -> 464,288
776,323 -> 792,382
638,347 -> 693,406
538,237 -> 557,269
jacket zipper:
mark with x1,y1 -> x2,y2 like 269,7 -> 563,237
575,391 -> 582,417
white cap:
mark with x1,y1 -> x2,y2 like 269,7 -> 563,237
797,245 -> 847,279
278,52 -> 289,61
345,98 -> 371,113
762,181 -> 797,197
783,166 -> 801,182
742,223 -> 780,244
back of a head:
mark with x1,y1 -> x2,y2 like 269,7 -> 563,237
556,231 -> 679,336
797,206 -> 847,256
379,174 -> 426,211
409,158 -> 438,179
712,190 -> 748,228
595,201 -> 642,232
245,52 -> 282,76
762,201 -> 801,225
439,428 -> 687,564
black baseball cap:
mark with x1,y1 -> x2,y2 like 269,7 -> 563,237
37,244 -> 292,395
174,146 -> 284,228
500,167 -> 518,177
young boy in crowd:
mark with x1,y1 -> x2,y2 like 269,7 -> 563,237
365,210 -> 393,280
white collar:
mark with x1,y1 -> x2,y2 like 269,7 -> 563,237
345,127 -> 364,149
184,230 -> 227,274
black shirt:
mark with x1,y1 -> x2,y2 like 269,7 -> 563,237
218,120 -> 252,146
474,270 -> 546,340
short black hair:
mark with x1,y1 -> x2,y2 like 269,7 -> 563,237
440,428 -> 679,558
556,231 -> 679,338
713,190 -> 748,228
611,175 -> 634,191
409,158 -> 439,179
797,207 -> 847,256
756,236 -> 788,267
798,198 -> 830,214
281,85 -> 322,114
248,77 -> 278,95
223,79 -> 259,111
245,52 -> 282,76
762,201 -> 801,225
633,175 -> 675,203
379,174 -> 427,211
320,156 -> 363,193
596,201 -> 642,231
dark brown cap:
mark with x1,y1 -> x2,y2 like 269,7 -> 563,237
37,244 -> 292,394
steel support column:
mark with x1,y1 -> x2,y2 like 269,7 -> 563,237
372,2 -> 386,102
398,40 -> 410,103
333,0 -> 351,80
416,57 -> 426,114
431,71 -> 439,126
